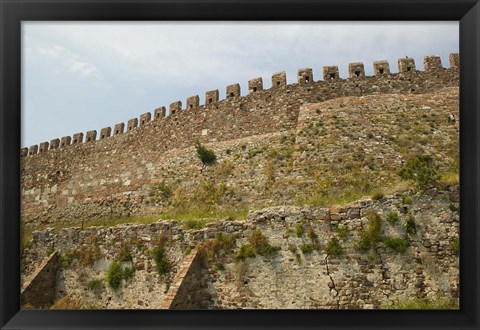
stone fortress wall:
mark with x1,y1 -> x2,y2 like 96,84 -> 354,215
20,54 -> 460,225
22,188 -> 459,309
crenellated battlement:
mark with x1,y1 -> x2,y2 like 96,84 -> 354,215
21,53 -> 459,157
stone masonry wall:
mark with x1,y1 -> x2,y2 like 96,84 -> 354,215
22,187 -> 459,309
20,58 -> 459,226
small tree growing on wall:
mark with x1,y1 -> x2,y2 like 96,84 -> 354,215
195,141 -> 217,166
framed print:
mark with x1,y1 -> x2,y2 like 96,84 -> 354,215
1,0 -> 479,329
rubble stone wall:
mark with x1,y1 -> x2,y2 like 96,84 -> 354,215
22,188 -> 459,309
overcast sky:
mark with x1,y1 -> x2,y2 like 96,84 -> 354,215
22,22 -> 458,148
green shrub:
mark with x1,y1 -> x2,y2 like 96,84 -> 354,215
325,238 -> 344,256
106,261 -> 124,290
452,237 -> 459,255
306,227 -> 318,242
157,182 -> 172,199
195,141 -> 217,166
371,190 -> 384,200
151,246 -> 170,276
86,278 -> 104,291
384,236 -> 409,253
235,244 -> 256,260
336,225 -> 349,239
357,211 -> 383,251
199,232 -> 237,263
399,154 -> 440,187
300,243 -> 316,254
404,214 -> 417,235
295,224 -> 304,237
449,203 -> 458,212
402,195 -> 413,205
386,211 -> 399,224
248,229 -> 280,257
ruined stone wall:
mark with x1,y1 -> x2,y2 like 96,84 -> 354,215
22,187 -> 459,309
20,55 -> 459,226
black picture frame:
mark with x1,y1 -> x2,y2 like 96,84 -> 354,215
1,0 -> 479,329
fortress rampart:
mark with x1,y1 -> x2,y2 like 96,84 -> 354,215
20,54 -> 459,225
21,54 -> 458,157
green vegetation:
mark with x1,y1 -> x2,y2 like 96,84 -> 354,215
235,244 -> 256,260
118,245 -> 132,262
195,141 -> 217,166
449,203 -> 458,212
336,225 -> 349,239
106,261 -> 135,290
399,154 -> 440,187
402,195 -> 413,205
151,246 -> 170,276
384,236 -> 409,253
299,243 -> 316,254
452,237 -> 459,255
324,237 -> 344,256
371,190 -> 384,200
235,229 -> 280,260
199,232 -> 237,263
382,297 -> 459,310
156,182 -> 172,199
386,211 -> 399,224
86,278 -> 104,291
182,219 -> 207,230
357,211 -> 383,251
295,224 -> 304,237
404,214 -> 417,235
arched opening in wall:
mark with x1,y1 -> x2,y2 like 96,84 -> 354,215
252,87 -> 257,92
355,70 -> 361,77
73,139 -> 77,144
208,98 -> 213,103
141,120 -> 145,125
407,67 -> 411,71
305,76 -> 310,82
156,113 -> 160,118
101,135 -> 105,139
129,126 -> 132,131
276,81 -> 281,86
115,130 -> 119,135
189,104 -> 193,109
87,138 -> 91,142
329,73 -> 335,80
379,68 -> 384,74
229,92 -> 234,98
61,143 -> 65,147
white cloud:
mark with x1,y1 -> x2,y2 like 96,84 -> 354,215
37,44 -> 104,81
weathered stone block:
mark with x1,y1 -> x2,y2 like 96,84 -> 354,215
127,118 -> 138,131
114,123 -> 124,135
297,68 -> 313,84
60,136 -> 71,147
449,53 -> 459,68
323,66 -> 339,81
186,95 -> 199,110
248,77 -> 263,93
39,142 -> 49,153
271,71 -> 287,88
100,127 -> 111,139
170,101 -> 182,115
49,138 -> 60,150
140,113 -> 151,126
205,90 -> 219,105
154,107 -> 166,120
398,58 -> 416,72
349,62 -> 365,78
86,130 -> 97,142
28,145 -> 38,155
373,61 -> 390,76
226,84 -> 240,98
21,147 -> 28,157
72,133 -> 83,144
424,55 -> 443,71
